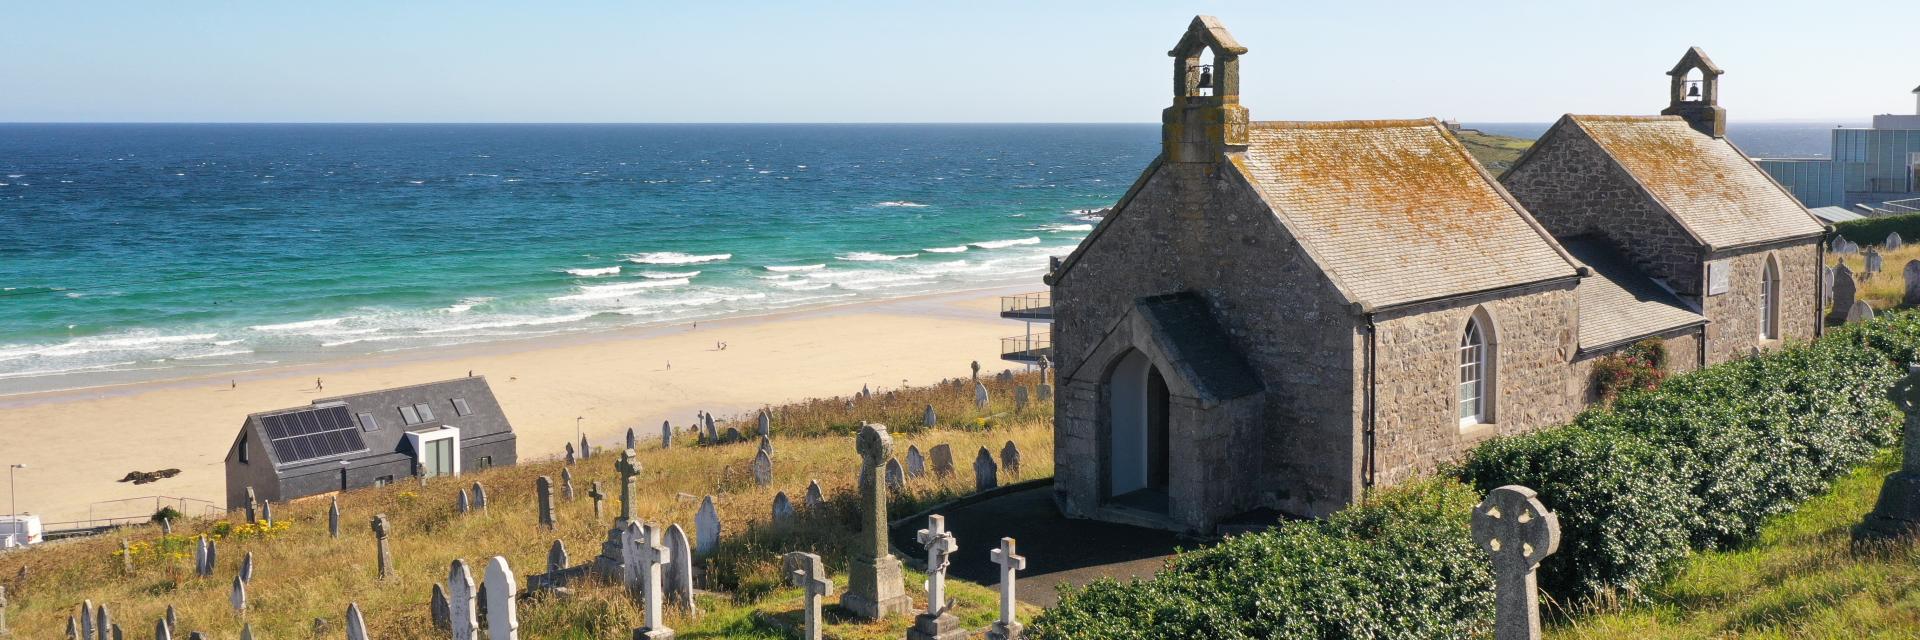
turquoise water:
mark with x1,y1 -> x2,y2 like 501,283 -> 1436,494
0,124 -> 1153,392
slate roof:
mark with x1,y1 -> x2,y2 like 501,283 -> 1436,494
1809,206 -> 1864,224
1135,293 -> 1262,402
237,376 -> 512,471
1237,119 -> 1580,309
1569,115 -> 1825,250
1560,237 -> 1706,351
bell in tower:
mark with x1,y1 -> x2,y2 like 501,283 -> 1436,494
1162,16 -> 1249,165
1660,47 -> 1726,138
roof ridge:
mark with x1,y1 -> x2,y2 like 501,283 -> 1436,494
1248,118 -> 1440,130
1567,114 -> 1686,123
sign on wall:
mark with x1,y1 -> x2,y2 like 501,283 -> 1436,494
1707,259 -> 1730,295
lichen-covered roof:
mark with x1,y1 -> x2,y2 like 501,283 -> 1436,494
1237,119 -> 1579,309
1571,115 -> 1825,250
1560,237 -> 1706,350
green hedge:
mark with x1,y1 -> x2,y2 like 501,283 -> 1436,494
1834,211 -> 1920,246
1034,310 -> 1920,637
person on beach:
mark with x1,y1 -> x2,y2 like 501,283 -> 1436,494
316,377 -> 323,391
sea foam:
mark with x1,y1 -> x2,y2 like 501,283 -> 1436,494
970,237 -> 1042,249
565,266 -> 622,277
628,252 -> 732,265
837,252 -> 920,262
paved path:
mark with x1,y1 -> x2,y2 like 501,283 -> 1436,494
889,484 -> 1189,607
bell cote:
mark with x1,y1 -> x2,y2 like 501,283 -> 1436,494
1660,47 -> 1726,138
1163,16 -> 1250,164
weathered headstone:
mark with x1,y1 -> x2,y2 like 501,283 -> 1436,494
80,601 -> 93,640
616,449 -> 640,523
430,583 -> 451,631
160,517 -> 172,535
1829,263 -> 1858,325
1862,364 -> 1920,537
1890,232 -> 1905,250
580,434 -> 591,460
804,479 -> 824,509
230,576 -> 246,613
772,492 -> 794,523
547,539 -> 569,575
120,539 -> 133,574
885,458 -> 906,494
371,514 -> 395,579
973,382 -> 989,411
344,604 -> 368,640
1000,441 -> 1022,479
1014,386 -> 1029,412
908,515 -> 965,640
1472,485 -> 1562,640
561,467 -> 576,501
329,497 -> 341,538
724,427 -> 742,444
239,551 -> 254,583
457,488 -> 471,514
564,442 -> 576,466
449,559 -> 479,640
472,482 -> 489,510
1036,355 -> 1053,402
150,619 -> 165,640
629,523 -> 675,640
663,523 -> 697,614
243,487 -> 258,524
660,421 -> 672,449
1868,247 -> 1885,276
757,435 -> 773,459
1904,261 -> 1920,308
192,537 -> 209,577
537,476 -> 556,530
483,556 -> 520,640
94,603 -> 110,640
704,413 -> 718,441
843,423 -> 910,619
923,404 -> 936,428
757,410 -> 771,438
785,552 -> 832,640
929,444 -> 954,479
986,537 -> 1028,640
165,606 -> 176,631
260,500 -> 272,525
751,449 -> 773,487
589,481 -> 606,520
696,496 -> 720,557
621,521 -> 647,596
1849,300 -> 1876,324
631,426 -> 641,451
906,445 -> 925,478
973,447 -> 998,492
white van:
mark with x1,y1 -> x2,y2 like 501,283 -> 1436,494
0,514 -> 44,548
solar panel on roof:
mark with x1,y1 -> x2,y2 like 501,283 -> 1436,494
262,405 -> 369,465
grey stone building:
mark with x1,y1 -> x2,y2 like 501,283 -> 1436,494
222,376 -> 517,510
1046,19 -> 1824,534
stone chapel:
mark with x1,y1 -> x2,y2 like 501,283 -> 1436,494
1047,17 -> 1828,534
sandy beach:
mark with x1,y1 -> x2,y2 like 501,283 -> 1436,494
0,285 -> 1038,525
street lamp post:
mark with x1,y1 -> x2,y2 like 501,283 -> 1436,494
7,463 -> 25,519
576,416 -> 585,445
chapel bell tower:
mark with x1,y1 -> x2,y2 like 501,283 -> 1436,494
1163,16 -> 1249,164
1661,47 -> 1726,138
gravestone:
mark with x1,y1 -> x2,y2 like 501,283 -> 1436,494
974,447 -> 999,492
537,476 -> 556,530
240,551 -> 254,583
547,540 -> 569,575
804,479 -> 824,509
1849,300 -> 1876,324
1829,263 -> 1858,325
886,458 -> 906,494
191,537 -> 208,577
457,488 -> 471,514
120,539 -> 132,574
95,604 -> 109,640
1824,266 -> 1835,309
923,404 -> 936,428
80,601 -> 92,640
430,583 -> 451,631
929,444 -> 954,479
631,426 -> 641,451
165,606 -> 176,631
565,442 -> 576,466
757,410 -> 771,438
1472,485 -> 1561,640
758,435 -> 774,459
244,487 -> 257,524
1868,248 -> 1885,276
344,604 -> 368,640
772,492 -> 795,523
561,468 -> 576,501
906,445 -> 925,478
1862,364 -> 1920,537
1014,386 -> 1029,412
973,382 -> 989,411
663,523 -> 696,613
260,500 -> 272,525
371,514 -> 395,579
589,481 -> 606,520
704,414 -> 718,442
580,434 -> 591,460
450,559 -> 479,640
483,556 -> 520,640
843,423 -> 910,619
724,427 -> 742,443
1036,356 -> 1053,402
785,552 -> 832,640
908,515 -> 965,640
661,421 -> 672,449
1000,441 -> 1022,478
628,523 -> 675,640
151,619 -> 165,640
1904,261 -> 1920,308
329,497 -> 341,538
1891,232 -> 1905,250
230,577 -> 245,613
161,517 -> 172,535
594,450 -> 644,579
696,496 -> 720,557
986,538 -> 1027,640
472,482 -> 489,510
751,449 -> 773,487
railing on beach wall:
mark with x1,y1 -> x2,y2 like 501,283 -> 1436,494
1001,334 -> 1052,364
39,495 -> 222,539
1000,292 -> 1052,321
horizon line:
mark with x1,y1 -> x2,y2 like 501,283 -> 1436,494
0,118 -> 1876,126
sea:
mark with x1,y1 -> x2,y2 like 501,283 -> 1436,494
0,121 -> 1850,394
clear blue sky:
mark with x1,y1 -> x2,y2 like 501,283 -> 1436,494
3,0 -> 1913,123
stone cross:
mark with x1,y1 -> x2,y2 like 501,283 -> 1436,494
974,447 -> 999,492
696,496 -> 720,557
844,423 -> 910,619
970,360 -> 980,382
886,458 -> 906,494
1829,263 -> 1858,325
580,434 -> 592,460
1472,485 -> 1562,640
537,476 -> 556,530
472,482 -> 489,510
431,583 -> 451,631
244,487 -> 258,524
1000,441 -> 1022,479
772,492 -> 795,523
1863,363 -> 1920,537
974,382 -> 989,411
230,576 -> 246,613
663,523 -> 697,613
547,539 -> 569,575
752,449 -> 773,487
484,556 -> 520,640
562,467 -> 576,501
909,515 -> 965,640
576,481 -> 600,521
987,537 -> 1027,640
344,604 -> 368,640
785,552 -> 832,640
616,449 -> 641,524
1014,386 -> 1028,412
1904,261 -> 1920,308
371,514 -> 395,579
457,488 -> 471,514
629,523 -> 674,639
805,479 -> 825,509
565,442 -> 576,466
240,551 -> 254,583
329,497 -> 341,538
758,410 -> 771,438
923,404 -> 936,428
1849,300 -> 1876,324
450,559 -> 479,640
929,444 -> 954,479
906,446 -> 925,478
631,426 -> 641,450
661,421 -> 672,449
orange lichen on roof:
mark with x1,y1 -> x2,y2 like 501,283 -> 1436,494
1238,119 -> 1577,308
1571,115 -> 1823,250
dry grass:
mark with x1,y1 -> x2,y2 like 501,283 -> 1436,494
0,373 -> 1054,639
1832,243 -> 1920,310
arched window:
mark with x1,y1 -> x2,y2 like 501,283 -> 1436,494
1761,257 -> 1781,341
1459,317 -> 1490,425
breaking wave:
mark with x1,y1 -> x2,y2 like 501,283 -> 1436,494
564,266 -> 622,277
627,252 -> 732,265
970,237 -> 1042,249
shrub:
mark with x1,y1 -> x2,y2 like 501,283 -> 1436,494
1834,211 -> 1920,248
1591,339 -> 1668,403
151,506 -> 182,523
1030,480 -> 1491,640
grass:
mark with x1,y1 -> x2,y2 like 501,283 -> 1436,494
1454,129 -> 1534,176
0,372 -> 1052,639
1548,449 -> 1920,639
1832,242 -> 1920,311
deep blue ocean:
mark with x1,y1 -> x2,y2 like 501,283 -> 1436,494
0,122 -> 1843,392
